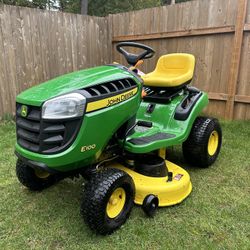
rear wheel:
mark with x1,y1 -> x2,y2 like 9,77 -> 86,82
16,159 -> 56,191
81,168 -> 135,235
182,117 -> 222,167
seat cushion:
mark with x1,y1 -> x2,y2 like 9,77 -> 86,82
142,53 -> 195,87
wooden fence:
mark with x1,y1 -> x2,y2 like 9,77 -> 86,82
0,4 -> 111,117
1,0 -> 250,120
111,0 -> 250,120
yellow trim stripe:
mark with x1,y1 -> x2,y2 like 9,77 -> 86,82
86,87 -> 138,113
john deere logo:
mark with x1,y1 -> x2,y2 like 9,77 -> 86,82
21,105 -> 28,117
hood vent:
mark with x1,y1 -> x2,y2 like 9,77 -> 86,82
83,78 -> 137,98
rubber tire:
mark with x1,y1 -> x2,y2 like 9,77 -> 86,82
16,159 -> 56,191
142,194 -> 159,217
81,168 -> 135,235
182,116 -> 222,167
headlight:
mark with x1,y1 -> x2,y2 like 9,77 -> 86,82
42,93 -> 86,119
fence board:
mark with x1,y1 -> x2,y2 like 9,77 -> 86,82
0,5 -> 110,118
236,32 -> 250,120
0,0 -> 250,120
111,0 -> 250,120
225,0 -> 248,119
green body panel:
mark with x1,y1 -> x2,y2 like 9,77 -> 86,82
15,63 -> 208,173
15,92 -> 141,172
15,65 -> 142,171
16,66 -> 134,106
124,93 -> 209,153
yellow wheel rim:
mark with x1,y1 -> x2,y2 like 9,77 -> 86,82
106,187 -> 126,219
208,130 -> 219,156
34,169 -> 50,179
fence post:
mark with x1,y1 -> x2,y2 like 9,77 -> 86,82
225,0 -> 248,120
108,14 -> 113,63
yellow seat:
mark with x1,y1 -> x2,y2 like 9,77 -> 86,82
142,53 -> 195,88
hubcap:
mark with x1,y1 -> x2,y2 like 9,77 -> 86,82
208,130 -> 219,156
106,187 -> 126,218
34,169 -> 50,179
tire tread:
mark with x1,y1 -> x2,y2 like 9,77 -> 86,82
182,116 -> 222,167
16,159 -> 56,191
81,168 -> 134,235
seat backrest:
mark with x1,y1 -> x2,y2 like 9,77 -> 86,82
155,53 -> 195,76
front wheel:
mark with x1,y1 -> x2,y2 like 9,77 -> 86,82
81,168 -> 135,235
182,117 -> 222,167
16,159 -> 56,191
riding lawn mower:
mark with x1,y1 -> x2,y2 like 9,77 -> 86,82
15,42 -> 222,235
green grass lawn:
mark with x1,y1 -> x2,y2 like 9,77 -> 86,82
0,120 -> 249,250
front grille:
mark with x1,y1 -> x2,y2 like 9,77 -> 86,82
16,103 -> 82,154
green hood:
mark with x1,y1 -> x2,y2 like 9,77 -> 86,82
16,66 -> 133,106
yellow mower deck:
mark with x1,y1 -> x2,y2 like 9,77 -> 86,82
111,161 -> 192,207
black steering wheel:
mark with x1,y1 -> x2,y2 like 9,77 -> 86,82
116,42 -> 155,66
